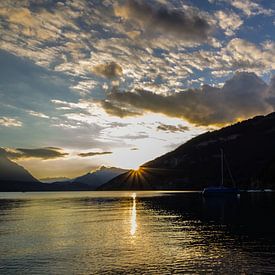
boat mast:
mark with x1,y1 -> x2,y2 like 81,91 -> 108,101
221,148 -> 224,187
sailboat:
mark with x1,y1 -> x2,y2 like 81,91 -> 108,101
202,149 -> 240,197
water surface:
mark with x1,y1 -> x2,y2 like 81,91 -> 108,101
1,191 -> 275,274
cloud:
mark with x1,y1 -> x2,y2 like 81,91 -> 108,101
27,110 -> 50,119
0,1 -> 273,101
114,0 -> 212,42
215,10 -> 243,36
192,39 -> 275,76
78,151 -> 113,157
228,0 -> 273,16
92,62 -> 123,79
0,147 -> 68,160
157,123 -> 189,132
101,100 -> 141,117
0,0 -> 274,166
119,133 -> 149,140
0,117 -> 22,127
223,39 -> 275,72
209,0 -> 273,17
100,72 -> 275,126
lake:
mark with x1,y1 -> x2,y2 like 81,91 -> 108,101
1,191 -> 275,274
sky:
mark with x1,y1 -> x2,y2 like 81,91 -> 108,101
0,0 -> 274,179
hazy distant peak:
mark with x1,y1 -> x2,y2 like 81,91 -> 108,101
95,165 -> 126,172
73,166 -> 128,189
40,177 -> 70,183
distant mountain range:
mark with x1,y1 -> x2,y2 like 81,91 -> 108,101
40,177 -> 70,183
0,153 -> 127,191
99,112 -> 275,190
72,166 -> 128,189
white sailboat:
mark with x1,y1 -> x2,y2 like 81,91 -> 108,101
202,149 -> 240,197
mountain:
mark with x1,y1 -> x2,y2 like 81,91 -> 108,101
40,177 -> 70,183
72,166 -> 128,190
0,153 -> 45,191
0,154 -> 39,183
99,112 -> 275,190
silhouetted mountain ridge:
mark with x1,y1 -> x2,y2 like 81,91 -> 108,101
0,154 -> 39,183
100,112 -> 275,190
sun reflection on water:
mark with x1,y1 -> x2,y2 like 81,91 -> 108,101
130,193 -> 137,236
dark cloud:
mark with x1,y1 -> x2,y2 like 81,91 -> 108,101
78,151 -> 113,157
121,133 -> 149,140
157,123 -> 189,132
101,100 -> 141,117
114,0 -> 212,42
101,72 -> 275,126
108,121 -> 130,128
0,147 -> 68,160
92,62 -> 123,79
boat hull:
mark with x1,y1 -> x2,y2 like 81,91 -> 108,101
202,187 -> 240,197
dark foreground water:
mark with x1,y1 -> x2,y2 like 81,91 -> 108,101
1,191 -> 275,274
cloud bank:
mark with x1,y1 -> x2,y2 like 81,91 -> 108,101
114,0 -> 212,42
0,147 -> 68,160
101,72 -> 275,126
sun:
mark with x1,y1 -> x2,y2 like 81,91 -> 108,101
132,165 -> 141,171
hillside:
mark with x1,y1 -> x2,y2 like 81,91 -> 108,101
99,112 -> 275,190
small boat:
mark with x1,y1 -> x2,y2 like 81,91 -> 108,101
202,149 -> 240,197
246,190 -> 261,193
202,186 -> 240,196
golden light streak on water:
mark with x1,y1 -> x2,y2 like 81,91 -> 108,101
130,193 -> 137,236
1,192 -> 275,274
